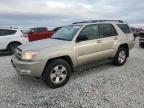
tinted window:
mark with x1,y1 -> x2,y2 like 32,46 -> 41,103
99,24 -> 117,38
0,29 -> 16,36
31,28 -> 46,33
36,28 -> 46,32
31,28 -> 36,33
117,24 -> 131,34
78,25 -> 99,40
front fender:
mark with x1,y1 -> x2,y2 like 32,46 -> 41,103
38,48 -> 77,68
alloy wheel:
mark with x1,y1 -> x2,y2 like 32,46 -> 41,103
50,65 -> 67,84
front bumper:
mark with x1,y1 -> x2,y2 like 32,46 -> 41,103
11,55 -> 47,77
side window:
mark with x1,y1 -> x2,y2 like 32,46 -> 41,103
78,25 -> 99,41
99,24 -> 117,38
117,24 -> 131,34
0,29 -> 16,36
8,30 -> 17,34
31,28 -> 36,33
37,28 -> 46,32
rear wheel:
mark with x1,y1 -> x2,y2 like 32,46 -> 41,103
42,59 -> 71,88
113,47 -> 128,66
7,43 -> 21,54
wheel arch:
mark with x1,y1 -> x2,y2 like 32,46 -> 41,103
42,55 -> 74,78
118,43 -> 129,57
7,41 -> 22,49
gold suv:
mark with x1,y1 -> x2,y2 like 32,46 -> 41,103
11,20 -> 135,88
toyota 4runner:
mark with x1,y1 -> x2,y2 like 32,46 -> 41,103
11,20 -> 135,88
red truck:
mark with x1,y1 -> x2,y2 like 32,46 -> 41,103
25,27 -> 54,42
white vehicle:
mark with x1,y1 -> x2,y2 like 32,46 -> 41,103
0,27 -> 29,53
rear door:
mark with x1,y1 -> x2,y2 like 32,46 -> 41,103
75,24 -> 103,65
98,24 -> 118,57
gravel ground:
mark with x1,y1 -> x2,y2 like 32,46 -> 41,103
0,39 -> 144,108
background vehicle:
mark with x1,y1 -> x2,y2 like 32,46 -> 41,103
139,31 -> 144,48
137,31 -> 144,48
11,20 -> 135,88
25,27 -> 61,42
0,27 -> 29,54
133,29 -> 144,48
0,27 -> 62,54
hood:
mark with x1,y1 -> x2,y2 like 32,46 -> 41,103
19,39 -> 69,51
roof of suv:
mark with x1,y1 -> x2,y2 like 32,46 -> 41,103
72,20 -> 127,26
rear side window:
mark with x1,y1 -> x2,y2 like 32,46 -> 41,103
31,28 -> 46,33
0,29 -> 16,36
117,24 -> 131,34
99,24 -> 117,38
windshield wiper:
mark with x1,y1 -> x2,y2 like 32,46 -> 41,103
51,37 -> 69,41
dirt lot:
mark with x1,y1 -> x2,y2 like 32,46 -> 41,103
0,40 -> 144,108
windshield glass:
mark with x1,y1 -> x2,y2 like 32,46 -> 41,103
51,25 -> 81,41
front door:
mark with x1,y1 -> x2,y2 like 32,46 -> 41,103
75,24 -> 102,65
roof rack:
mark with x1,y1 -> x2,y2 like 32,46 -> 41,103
72,20 -> 124,24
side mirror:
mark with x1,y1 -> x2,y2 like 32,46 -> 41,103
76,34 -> 88,42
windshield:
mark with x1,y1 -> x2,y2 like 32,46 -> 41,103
51,25 -> 81,41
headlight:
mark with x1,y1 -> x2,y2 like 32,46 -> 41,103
21,51 -> 38,61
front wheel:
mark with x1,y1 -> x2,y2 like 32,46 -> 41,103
113,47 -> 128,66
43,59 -> 71,88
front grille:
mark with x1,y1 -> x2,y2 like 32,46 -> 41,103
17,47 -> 22,52
15,48 -> 22,59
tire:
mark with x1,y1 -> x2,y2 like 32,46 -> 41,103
42,59 -> 71,88
113,47 -> 128,66
7,43 -> 21,54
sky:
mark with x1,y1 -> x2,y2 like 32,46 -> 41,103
0,0 -> 144,28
